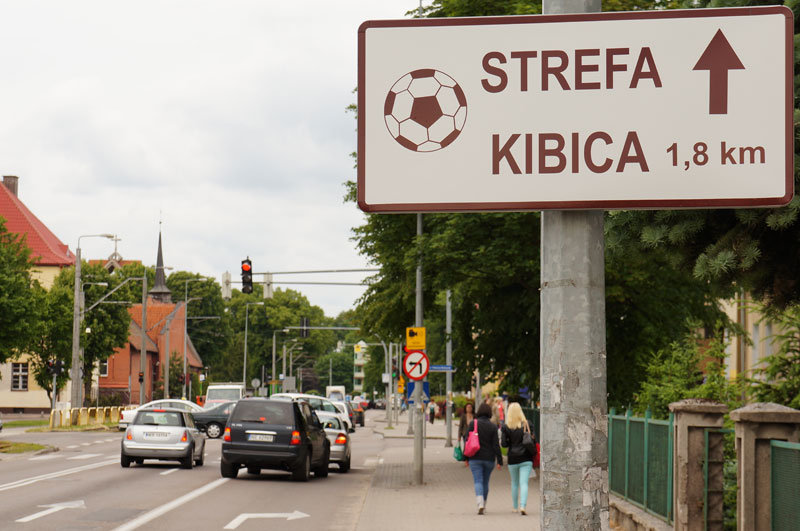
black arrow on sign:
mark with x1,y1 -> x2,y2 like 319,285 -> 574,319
693,29 -> 745,115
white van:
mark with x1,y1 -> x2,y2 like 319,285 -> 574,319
204,383 -> 245,408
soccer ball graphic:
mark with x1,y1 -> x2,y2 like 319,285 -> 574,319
384,69 -> 467,152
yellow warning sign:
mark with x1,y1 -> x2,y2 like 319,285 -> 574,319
406,327 -> 426,350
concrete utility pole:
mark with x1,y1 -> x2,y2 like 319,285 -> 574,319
413,212 -> 424,485
445,289 -> 453,448
540,195 -> 608,531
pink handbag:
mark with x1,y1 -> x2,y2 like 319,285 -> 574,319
463,419 -> 481,457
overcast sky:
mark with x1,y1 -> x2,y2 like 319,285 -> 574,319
0,0 -> 415,317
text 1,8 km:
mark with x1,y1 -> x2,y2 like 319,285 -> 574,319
667,141 -> 766,171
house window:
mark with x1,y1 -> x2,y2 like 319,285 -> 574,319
11,363 -> 28,391
99,360 -> 108,377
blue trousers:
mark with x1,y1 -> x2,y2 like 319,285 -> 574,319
508,461 -> 533,509
469,459 -> 495,501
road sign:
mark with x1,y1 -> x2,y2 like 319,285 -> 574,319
358,7 -> 793,212
406,327 -> 426,350
251,378 -> 261,388
430,364 -> 454,372
407,381 -> 430,405
382,372 -> 391,384
403,349 -> 430,381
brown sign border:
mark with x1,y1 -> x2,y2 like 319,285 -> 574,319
357,6 -> 794,213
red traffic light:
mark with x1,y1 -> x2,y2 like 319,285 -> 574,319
241,262 -> 251,272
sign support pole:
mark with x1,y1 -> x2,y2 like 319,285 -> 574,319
413,212 -> 424,485
540,210 -> 608,526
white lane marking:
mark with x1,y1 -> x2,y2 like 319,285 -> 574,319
93,440 -> 105,444
104,438 -> 115,442
15,500 -> 86,523
159,468 -> 178,476
80,443 -> 91,446
67,453 -> 103,461
66,445 -> 79,449
224,511 -> 310,529
28,455 -> 59,461
112,478 -> 229,531
0,459 -> 117,492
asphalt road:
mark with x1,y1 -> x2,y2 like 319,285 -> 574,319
0,411 -> 390,530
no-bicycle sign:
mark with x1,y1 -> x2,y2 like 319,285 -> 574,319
357,7 -> 793,212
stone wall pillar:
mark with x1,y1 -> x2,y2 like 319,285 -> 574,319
730,403 -> 800,531
668,399 -> 727,531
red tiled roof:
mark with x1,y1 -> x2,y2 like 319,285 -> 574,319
0,183 -> 74,266
128,299 -> 177,342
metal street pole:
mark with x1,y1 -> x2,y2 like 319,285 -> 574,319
445,289 -> 453,448
244,302 -> 264,387
139,275 -> 148,405
70,234 -> 114,408
329,357 -> 332,387
163,314 -> 173,399
282,343 -> 286,390
413,212 -> 424,485
387,343 -> 394,428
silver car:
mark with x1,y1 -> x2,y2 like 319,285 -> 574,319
316,411 -> 351,473
121,408 -> 205,469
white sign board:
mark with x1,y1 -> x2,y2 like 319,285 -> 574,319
358,7 -> 793,212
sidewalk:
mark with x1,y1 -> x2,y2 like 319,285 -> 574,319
359,411 -> 540,530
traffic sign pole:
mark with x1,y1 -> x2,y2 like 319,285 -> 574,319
413,213 -> 424,486
445,290 -> 452,448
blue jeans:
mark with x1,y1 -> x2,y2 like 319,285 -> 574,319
469,459 -> 495,501
508,461 -> 533,509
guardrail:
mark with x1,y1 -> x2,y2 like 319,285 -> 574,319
48,406 -> 134,429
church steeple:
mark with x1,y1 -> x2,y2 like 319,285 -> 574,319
149,231 -> 172,303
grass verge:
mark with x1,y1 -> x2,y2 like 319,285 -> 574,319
0,440 -> 48,454
27,422 -> 119,433
3,419 -> 49,428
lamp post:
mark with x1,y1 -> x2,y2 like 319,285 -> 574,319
71,233 -> 115,408
182,277 -> 211,400
243,302 -> 264,386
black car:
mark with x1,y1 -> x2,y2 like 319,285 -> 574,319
220,398 -> 330,482
192,401 -> 236,439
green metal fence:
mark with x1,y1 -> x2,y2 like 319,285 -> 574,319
608,408 -> 673,524
771,440 -> 800,531
521,407 -> 540,442
703,428 -> 736,530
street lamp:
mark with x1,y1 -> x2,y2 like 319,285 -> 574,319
71,233 -> 115,408
182,277 -> 212,400
243,302 -> 264,386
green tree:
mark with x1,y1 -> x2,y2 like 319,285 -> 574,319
315,351 -> 355,394
748,304 -> 800,408
27,283 -> 72,400
634,330 -> 744,418
0,217 -> 38,362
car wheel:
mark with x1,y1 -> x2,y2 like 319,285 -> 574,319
205,422 -> 222,439
134,458 -> 144,465
121,454 -> 131,468
339,453 -> 351,473
247,466 -> 261,475
220,459 -> 238,478
292,453 -> 310,482
360,418 -> 365,427
314,445 -> 330,478
180,446 -> 194,469
195,449 -> 204,467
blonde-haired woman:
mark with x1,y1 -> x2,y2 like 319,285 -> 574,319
500,402 -> 537,515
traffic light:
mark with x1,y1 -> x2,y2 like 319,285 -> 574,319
397,376 -> 405,394
391,363 -> 397,380
54,360 -> 64,375
46,360 -> 55,375
241,258 -> 253,294
300,316 -> 310,338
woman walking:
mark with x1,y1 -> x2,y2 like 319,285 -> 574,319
465,403 -> 503,514
501,403 -> 537,515
457,402 -> 475,467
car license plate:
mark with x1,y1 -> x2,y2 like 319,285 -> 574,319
248,434 -> 273,442
144,432 -> 168,438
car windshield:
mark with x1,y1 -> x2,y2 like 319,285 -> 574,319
230,401 -> 293,424
134,411 -> 183,427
